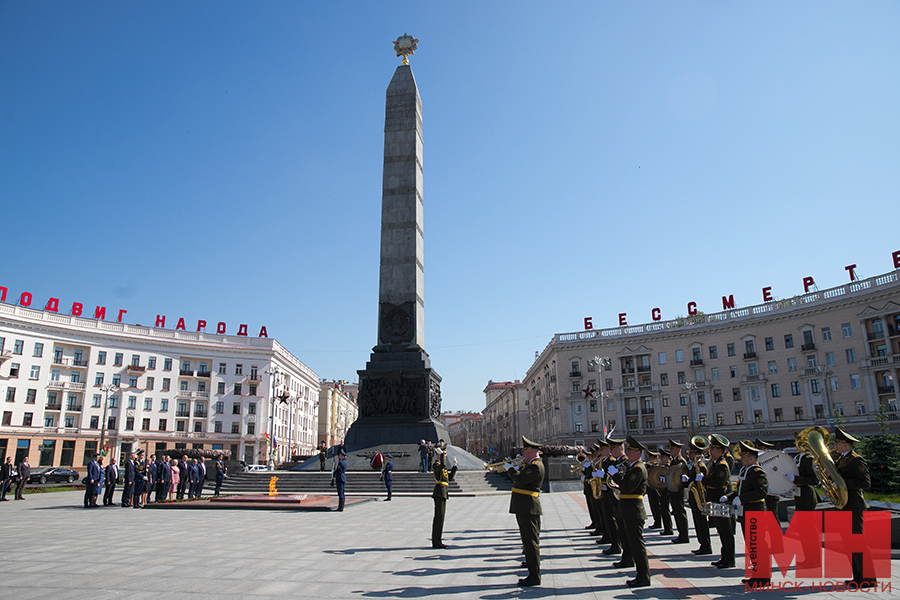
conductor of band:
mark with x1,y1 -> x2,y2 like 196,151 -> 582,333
507,436 -> 545,587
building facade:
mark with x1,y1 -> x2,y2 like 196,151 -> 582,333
317,380 -> 358,447
0,302 -> 320,471
482,380 -> 528,461
521,270 -> 900,449
445,412 -> 485,457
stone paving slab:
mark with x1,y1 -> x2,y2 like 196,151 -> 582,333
0,491 -> 896,599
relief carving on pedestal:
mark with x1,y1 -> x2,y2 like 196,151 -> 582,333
359,372 -> 429,417
379,301 -> 415,344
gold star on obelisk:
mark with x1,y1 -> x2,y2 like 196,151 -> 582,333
392,33 -> 419,65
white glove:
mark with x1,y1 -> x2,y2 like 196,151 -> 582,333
592,470 -> 603,478
515,454 -> 521,460
681,474 -> 690,483
607,465 -> 619,476
597,469 -> 605,478
582,459 -> 591,467
659,476 -> 666,483
503,462 -> 514,471
732,497 -> 742,507
695,473 -> 704,482
785,473 -> 795,482
719,495 -> 728,503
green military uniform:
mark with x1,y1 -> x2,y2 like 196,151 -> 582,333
508,437 -> 545,586
705,434 -> 735,568
667,441 -> 689,542
431,452 -> 449,549
792,452 -> 818,511
732,440 -> 770,586
755,438 -> 779,519
645,450 -> 662,529
833,427 -> 874,584
601,439 -> 627,554
687,446 -> 712,554
656,454 -> 674,535
616,436 -> 650,587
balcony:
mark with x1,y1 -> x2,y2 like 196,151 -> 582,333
621,367 -> 635,374
176,390 -> 209,399
72,359 -> 88,368
126,364 -> 146,373
193,411 -> 208,418
637,365 -> 651,373
248,374 -> 261,383
0,350 -> 11,364
743,352 -> 757,360
176,411 -> 191,417
45,402 -> 62,411
742,374 -> 763,383
866,355 -> 899,368
65,404 -> 83,412
878,386 -> 895,395
625,408 -> 639,416
690,359 -> 703,366
569,370 -> 582,378
869,330 -> 885,340
638,384 -> 659,392
47,381 -> 86,391
52,357 -> 69,366
179,369 -> 194,376
197,370 -> 211,378
801,343 -> 816,352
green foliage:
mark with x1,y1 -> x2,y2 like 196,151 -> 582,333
856,431 -> 900,495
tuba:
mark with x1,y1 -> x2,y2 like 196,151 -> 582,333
688,435 -> 709,507
691,435 -> 710,454
796,426 -> 848,509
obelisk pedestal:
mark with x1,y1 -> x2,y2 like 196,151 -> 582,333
343,57 -> 449,471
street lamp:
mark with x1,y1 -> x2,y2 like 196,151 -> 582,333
99,382 -> 117,458
590,356 -> 611,437
264,365 -> 282,470
682,382 -> 698,438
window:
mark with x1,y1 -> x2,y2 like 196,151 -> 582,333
810,379 -> 820,394
711,368 -> 719,381
699,414 -> 708,426
29,365 -> 40,379
768,361 -> 777,374
856,402 -> 866,416
158,419 -> 167,431
219,362 -> 227,374
247,423 -> 255,435
148,356 -> 156,370
177,421 -> 186,432
22,412 -> 32,426
846,348 -> 857,363
783,334 -> 794,349
8,363 -> 19,378
675,350 -> 683,363
214,401 -> 224,414
231,422 -> 240,434
714,389 -> 722,403
13,340 -> 24,355
26,389 -> 36,404
234,383 -> 242,395
129,376 -> 138,388
765,337 -> 774,351
748,363 -> 758,376
127,396 -> 136,409
842,323 -> 852,338
33,342 -> 43,357
697,391 -> 706,405
791,381 -> 801,396
709,346 -> 717,359
660,373 -> 668,386
830,376 -> 839,391
142,418 -> 150,431
605,378 -> 613,391
250,366 -> 259,380
248,402 -> 256,415
125,417 -> 134,430
144,398 -> 152,410
589,400 -> 597,412
693,369 -> 703,382
788,358 -> 797,372
232,403 -> 241,414
574,422 -> 583,433
771,383 -> 780,397
107,416 -> 116,430
727,343 -> 735,357
735,411 -> 744,425
752,409 -> 762,423
664,416 -> 672,429
162,378 -> 170,391
160,398 -> 169,411
730,366 -> 738,378
180,380 -> 189,391
235,364 -> 243,376
249,383 -> 258,396
92,394 -> 101,408
131,354 -> 140,367
733,388 -> 741,401
217,382 -> 225,394
214,421 -> 223,433
806,354 -> 818,368
89,415 -> 99,429
145,377 -> 154,390
658,352 -> 666,365
692,348 -> 702,362
822,327 -> 831,341
850,374 -> 861,389
114,353 -> 123,366
109,395 -> 118,408
97,351 -> 106,365
197,381 -> 206,393
6,387 -> 16,402
94,373 -> 104,386
164,358 -> 172,370
677,371 -> 685,384
662,396 -> 669,407
680,395 -> 687,406
716,413 -> 724,426
181,360 -> 191,373
681,415 -> 689,428
833,403 -> 843,417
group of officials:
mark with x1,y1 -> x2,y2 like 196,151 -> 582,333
82,450 -> 229,508
577,425 -> 877,588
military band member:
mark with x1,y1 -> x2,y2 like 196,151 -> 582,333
687,439 -> 712,555
667,440 -> 690,543
754,438 -> 779,519
728,441 -> 770,586
507,436 -> 545,587
432,448 -> 449,549
656,449 -> 674,536
600,437 -> 626,555
787,432 -> 817,511
645,448 -> 662,529
613,436 -> 651,587
833,426 -> 876,587
593,441 -> 612,545
581,444 -> 601,535
705,434 -> 735,569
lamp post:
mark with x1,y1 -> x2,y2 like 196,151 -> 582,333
682,382 -> 698,438
590,356 -> 611,437
99,382 -> 117,458
264,365 -> 282,470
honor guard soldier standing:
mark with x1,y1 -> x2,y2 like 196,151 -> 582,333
132,450 -> 146,509
667,440 -> 690,543
687,439 -> 712,555
382,453 -> 394,501
645,448 -> 662,529
600,437 -> 627,555
333,448 -> 347,512
431,448 -> 449,549
507,436 -> 544,587
705,434 -> 735,569
728,441 -> 770,587
833,426 -> 876,588
614,436 -> 651,587
214,454 -> 227,497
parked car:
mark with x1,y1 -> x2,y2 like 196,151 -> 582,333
244,464 -> 267,472
27,467 -> 80,484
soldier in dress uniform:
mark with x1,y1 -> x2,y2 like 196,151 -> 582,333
754,438 -> 779,519
788,432 -> 818,511
727,440 -> 770,587
705,434 -> 735,569
656,449 -> 674,536
687,439 -> 712,555
333,447 -> 347,512
593,440 -> 613,545
507,436 -> 544,587
833,426 -> 876,587
613,436 -> 651,588
667,439 -> 690,543
382,452 -> 394,501
431,447 -> 449,549
580,446 -> 598,533
132,450 -> 146,509
645,448 -> 662,529
600,437 -> 626,555
214,454 -> 227,497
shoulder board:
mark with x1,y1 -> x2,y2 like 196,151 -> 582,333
851,451 -> 861,459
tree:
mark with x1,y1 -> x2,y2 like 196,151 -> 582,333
858,410 -> 900,495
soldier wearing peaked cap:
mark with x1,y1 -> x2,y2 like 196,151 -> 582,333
832,427 -> 876,587
508,436 -> 544,587
645,448 -> 662,530
614,436 -> 651,587
728,441 -> 770,587
655,447 -> 674,536
599,436 -> 626,555
583,441 -> 604,536
687,438 -> 712,555
667,439 -> 690,544
705,434 -> 736,569
593,441 -> 613,545
754,438 -> 780,518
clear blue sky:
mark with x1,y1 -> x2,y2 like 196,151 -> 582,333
2,2 -> 898,412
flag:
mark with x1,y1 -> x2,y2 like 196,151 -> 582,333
272,436 -> 278,449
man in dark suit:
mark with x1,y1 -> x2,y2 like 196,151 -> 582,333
103,458 -> 118,506
132,450 -> 146,509
15,456 -> 30,500
157,456 -> 171,502
196,457 -> 207,497
754,438 -> 779,518
729,440 -> 770,587
0,456 -> 15,501
121,453 -> 134,507
833,426 -> 876,587
645,448 -> 662,529
705,434 -> 735,569
146,454 -> 157,506
84,453 -> 101,508
507,436 -> 544,587
188,459 -> 200,499
614,436 -> 651,588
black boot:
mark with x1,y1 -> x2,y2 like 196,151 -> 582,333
337,498 -> 345,512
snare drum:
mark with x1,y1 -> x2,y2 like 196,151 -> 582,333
758,450 -> 799,496
701,501 -> 736,518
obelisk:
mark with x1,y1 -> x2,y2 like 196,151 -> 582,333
344,34 -> 449,470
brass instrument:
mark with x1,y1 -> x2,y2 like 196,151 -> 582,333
590,462 -> 604,500
691,435 -> 710,453
796,426 -> 848,509
688,435 -> 710,507
647,465 -> 669,490
665,463 -> 689,492
484,457 -> 524,473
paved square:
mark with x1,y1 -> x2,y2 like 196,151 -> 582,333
0,490 -> 896,599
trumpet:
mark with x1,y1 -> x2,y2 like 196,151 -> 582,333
484,457 -> 523,473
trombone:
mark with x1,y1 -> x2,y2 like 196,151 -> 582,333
484,457 -> 524,473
